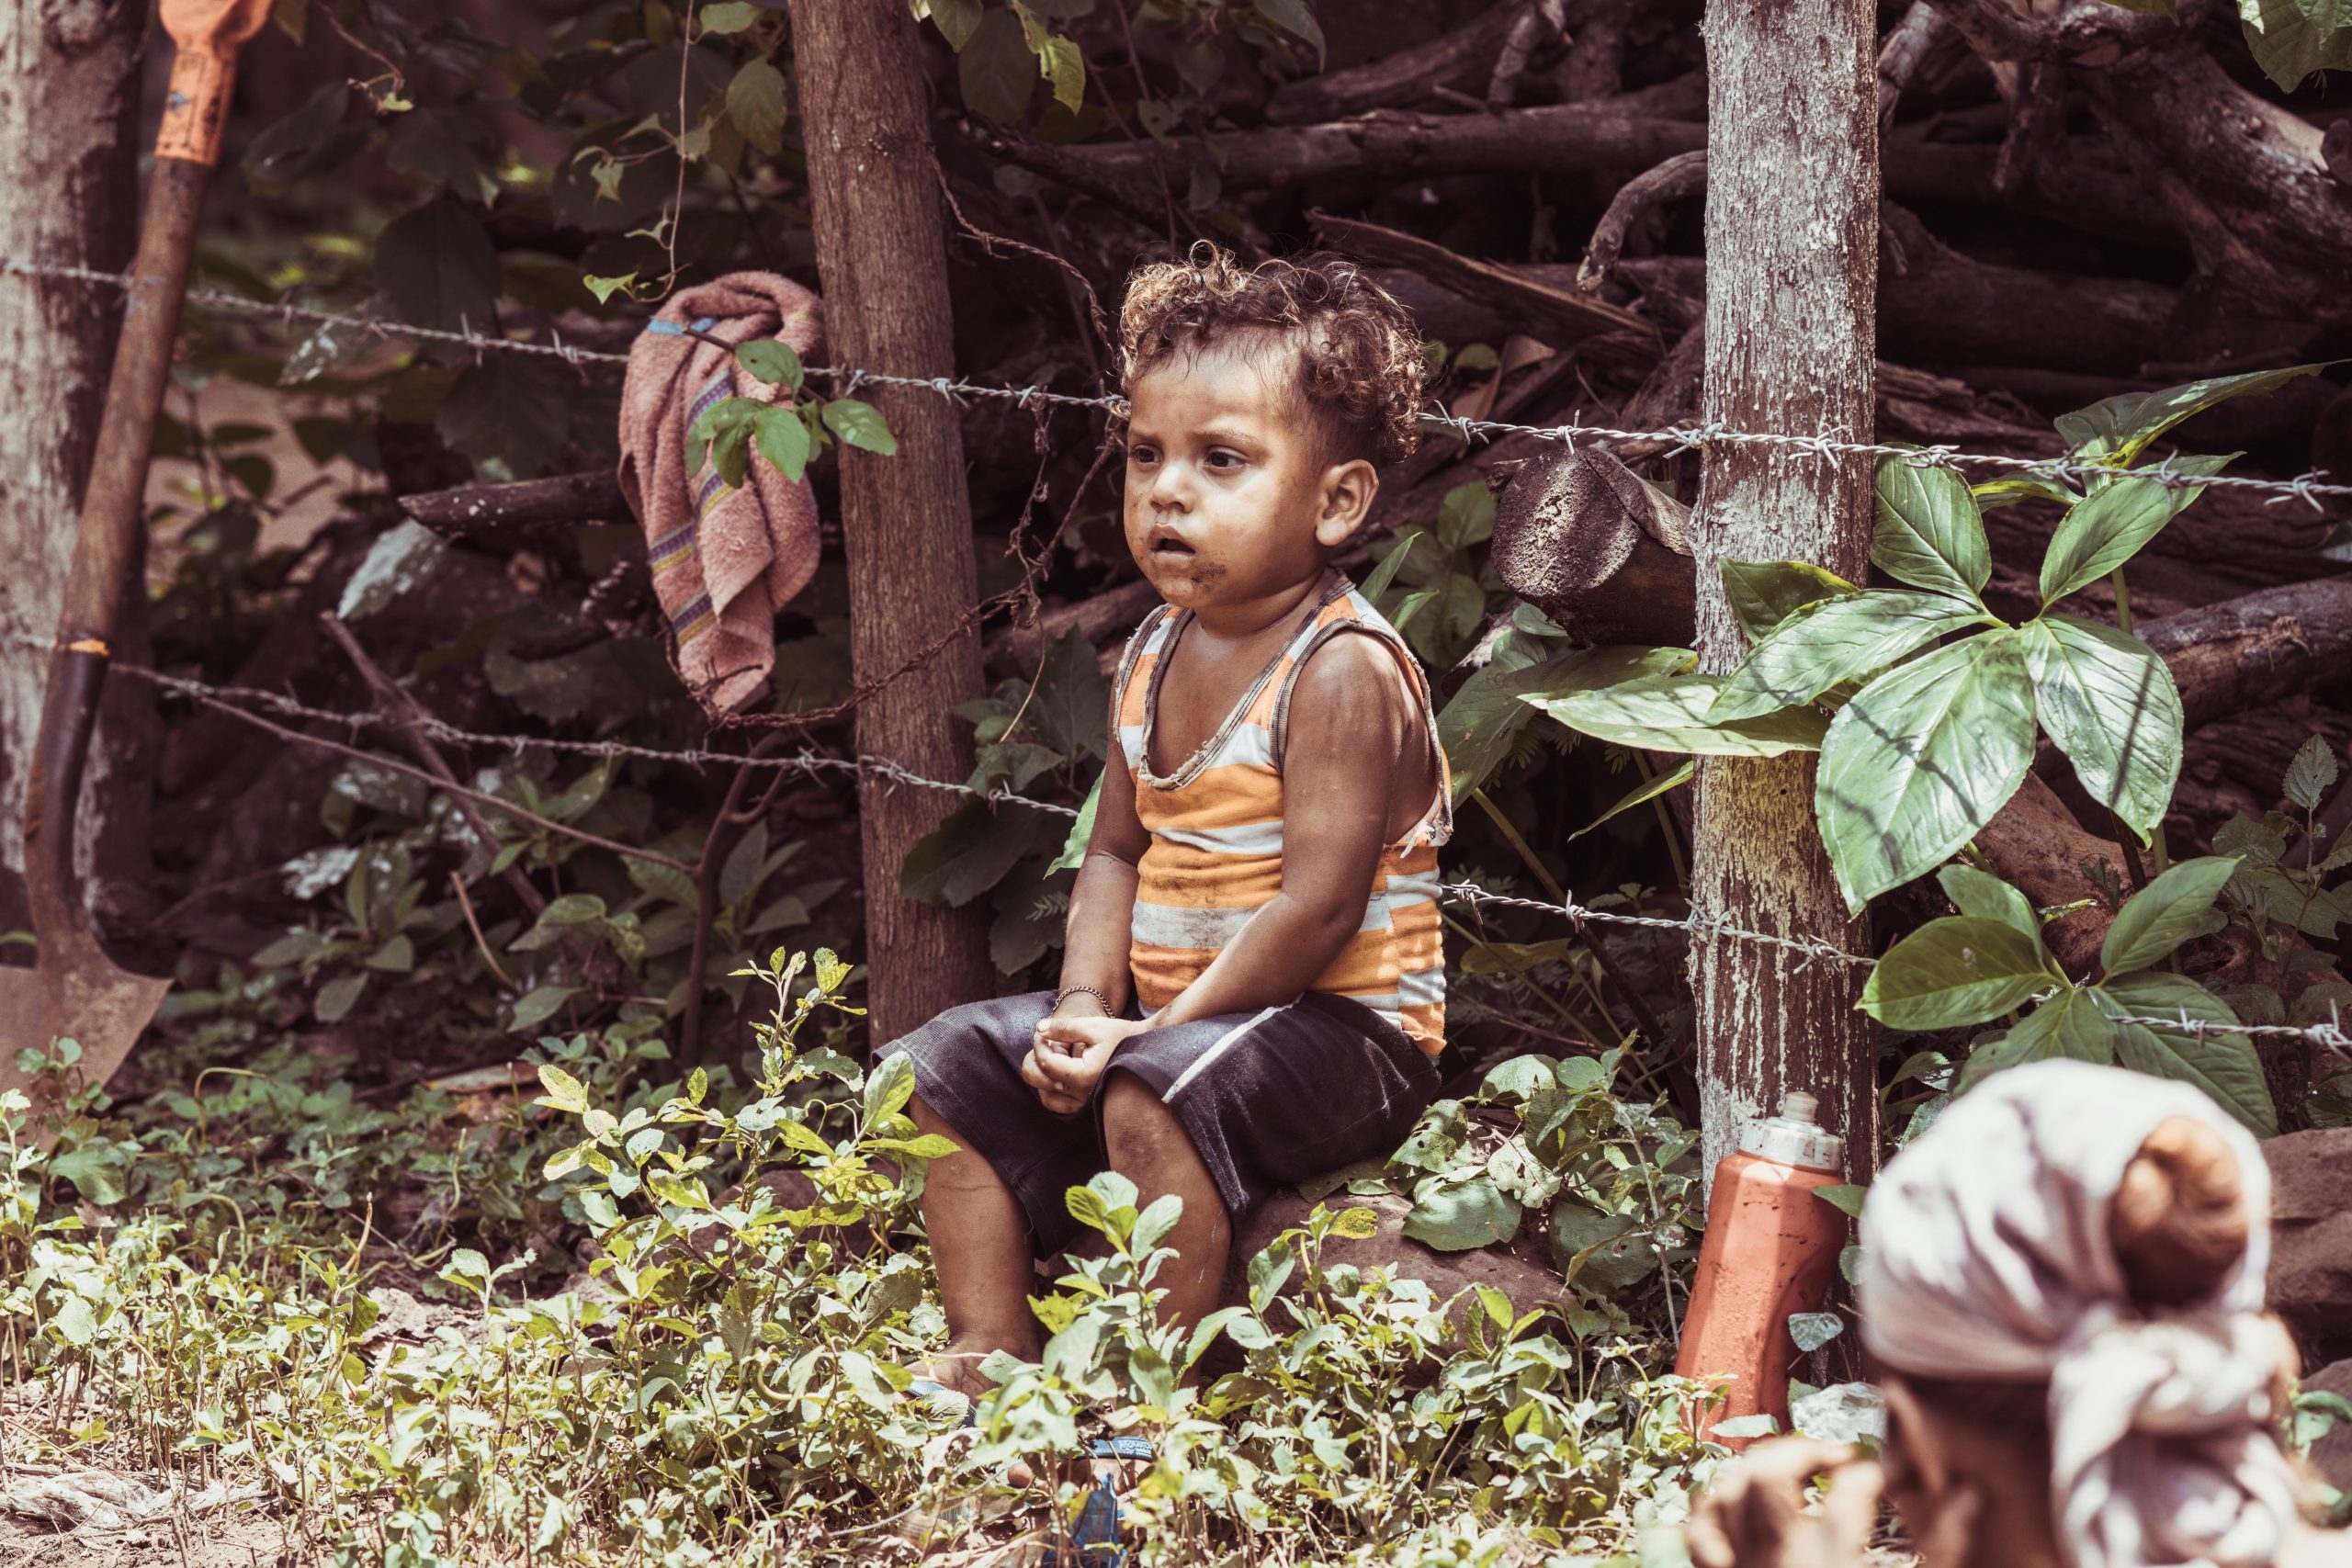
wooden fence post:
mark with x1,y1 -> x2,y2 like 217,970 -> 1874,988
786,0 -> 991,1043
1689,0 -> 1882,1180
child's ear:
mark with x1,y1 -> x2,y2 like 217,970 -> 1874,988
1314,457 -> 1379,549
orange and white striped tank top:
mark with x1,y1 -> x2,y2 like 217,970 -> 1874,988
1114,580 -> 1453,1055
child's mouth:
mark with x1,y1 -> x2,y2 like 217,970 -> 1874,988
1148,533 -> 1196,560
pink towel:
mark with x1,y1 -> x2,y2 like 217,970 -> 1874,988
617,272 -> 826,713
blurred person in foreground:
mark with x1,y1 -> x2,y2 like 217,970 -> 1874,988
1688,1059 -> 2346,1568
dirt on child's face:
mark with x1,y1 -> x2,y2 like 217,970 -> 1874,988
1122,339 -> 1336,614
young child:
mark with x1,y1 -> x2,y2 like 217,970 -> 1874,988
886,245 -> 1451,1407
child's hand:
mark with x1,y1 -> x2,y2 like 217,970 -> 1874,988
1022,1015 -> 1148,1114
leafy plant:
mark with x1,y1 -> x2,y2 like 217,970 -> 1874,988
1859,859 -> 2276,1134
1531,364 -> 2332,912
686,339 -> 898,490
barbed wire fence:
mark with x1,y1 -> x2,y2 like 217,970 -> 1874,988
3,258 -> 2348,1061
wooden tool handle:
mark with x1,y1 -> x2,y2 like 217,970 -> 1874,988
155,0 -> 274,168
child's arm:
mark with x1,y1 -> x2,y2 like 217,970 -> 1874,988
1030,637 -> 1418,1108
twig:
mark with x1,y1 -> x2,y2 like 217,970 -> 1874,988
449,872 -> 518,989
683,734 -> 797,1068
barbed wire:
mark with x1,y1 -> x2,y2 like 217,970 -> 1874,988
7,257 -> 2347,508
10,635 -> 2346,1056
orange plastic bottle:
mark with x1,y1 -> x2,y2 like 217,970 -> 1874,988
1673,1091 -> 1848,1447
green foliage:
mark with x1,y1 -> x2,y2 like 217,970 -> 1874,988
1526,367 -> 2333,911
1860,859 -> 2276,1135
2234,0 -> 2352,88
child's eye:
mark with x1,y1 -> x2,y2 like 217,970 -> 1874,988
1205,449 -> 1245,470
1128,443 -> 1159,466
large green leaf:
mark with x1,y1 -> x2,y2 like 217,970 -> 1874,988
1029,627 -> 1111,763
899,801 -> 1059,907
2038,458 -> 2232,604
1859,916 -> 2053,1030
1442,645 -> 1690,803
958,6 -> 1035,123
437,357 -> 570,480
1528,672 -> 1828,758
2002,988 -> 2120,1064
1718,559 -> 1860,642
2019,614 -> 2183,839
1567,760 -> 1694,841
2100,855 -> 2239,976
2094,973 -> 2275,1137
1937,863 -> 2040,941
373,197 -> 502,334
2234,0 -> 2352,90
1817,630 -> 2037,910
1710,590 -> 1985,721
1873,461 -> 1990,604
1402,1170 -> 1520,1252
2056,362 -> 2335,464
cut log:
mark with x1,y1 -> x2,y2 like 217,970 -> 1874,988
1970,772 -> 2123,975
2139,581 -> 2352,731
1491,446 -> 1695,645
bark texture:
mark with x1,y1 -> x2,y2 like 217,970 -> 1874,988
1690,0 -> 1881,1183
786,0 -> 989,1043
0,0 -> 149,936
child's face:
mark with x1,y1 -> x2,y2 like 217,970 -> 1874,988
1122,337 -> 1372,614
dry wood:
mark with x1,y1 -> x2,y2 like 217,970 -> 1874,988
1263,2 -> 1528,124
399,471 -> 631,538
1306,210 -> 1659,367
789,0 -> 990,1040
1973,772 -> 2119,974
2139,581 -> 2352,730
1876,1 -> 1950,137
1576,151 -> 1707,295
1688,0 -> 1882,1181
1881,128 -> 2175,251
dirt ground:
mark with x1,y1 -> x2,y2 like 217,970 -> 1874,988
0,1498 -> 300,1568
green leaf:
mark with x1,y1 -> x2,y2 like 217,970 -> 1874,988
537,1064 -> 587,1111
511,986 -> 579,1032
1709,590 -> 1985,721
959,6 -> 1035,123
700,1 -> 759,32
1028,626 -> 1110,761
2101,855 -> 2239,975
2000,988 -> 2119,1065
1252,0 -> 1327,63
2019,614 -> 2183,839
2056,362 -> 2335,464
899,801 -> 1058,907
2094,973 -> 2276,1137
47,1145 -> 129,1206
2235,0 -> 2352,92
1811,1185 -> 1869,1220
628,856 -> 698,908
437,357 -> 570,480
582,272 -> 637,305
243,83 -> 360,186
2038,460 -> 2231,604
1860,916 -> 2052,1030
1568,760 -> 1694,841
820,399 -> 898,455
752,405 -> 812,483
1937,863 -> 2040,941
1718,559 -> 1860,642
1358,529 -> 1423,605
735,339 -> 804,389
1873,459 -> 1990,604
49,1294 -> 96,1348
541,893 -> 609,927
315,972 -> 368,1023
929,0 -> 984,49
1036,31 -> 1086,112
1528,671 -> 1829,758
726,58 -> 788,156
383,106 -> 501,205
374,197 -> 502,334
1816,630 -> 2037,911
1403,1170 -> 1520,1252
1046,775 -> 1100,875
1549,1202 -> 1654,1293
1436,481 -> 1497,552
2285,733 -> 2339,812
864,1051 -> 917,1125
1446,644 -> 1694,802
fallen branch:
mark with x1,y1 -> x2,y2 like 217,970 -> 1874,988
1576,151 -> 1706,295
399,471 -> 632,538
1262,2 -> 1533,124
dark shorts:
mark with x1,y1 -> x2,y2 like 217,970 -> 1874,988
881,989 -> 1442,1258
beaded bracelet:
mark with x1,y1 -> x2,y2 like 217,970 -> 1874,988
1053,985 -> 1114,1018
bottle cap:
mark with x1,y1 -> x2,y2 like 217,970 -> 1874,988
1738,1090 -> 1844,1171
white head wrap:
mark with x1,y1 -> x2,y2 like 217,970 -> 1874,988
1857,1060 -> 2302,1568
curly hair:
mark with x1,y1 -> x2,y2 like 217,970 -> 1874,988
1118,243 -> 1426,465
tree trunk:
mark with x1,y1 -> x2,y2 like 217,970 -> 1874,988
0,0 -> 150,939
786,0 -> 989,1043
1689,0 -> 1880,1182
